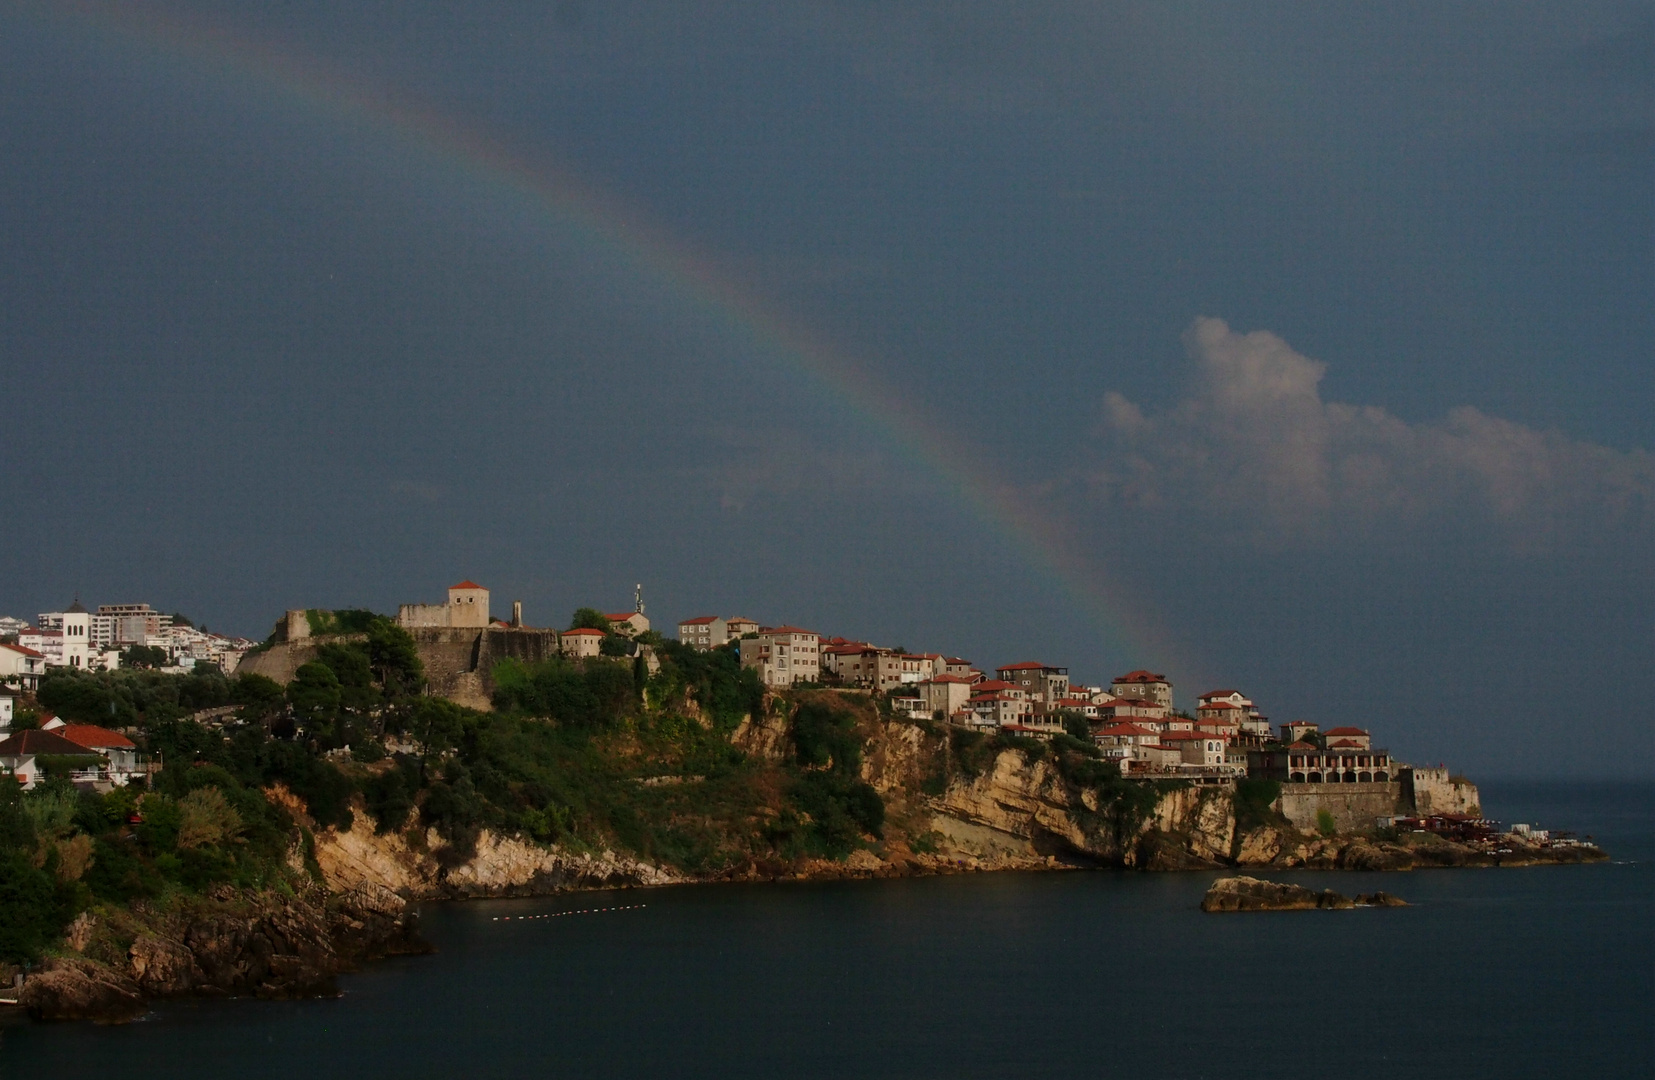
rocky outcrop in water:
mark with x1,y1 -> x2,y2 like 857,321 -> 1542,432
19,957 -> 147,1024
25,884 -> 427,1024
1200,876 -> 1408,912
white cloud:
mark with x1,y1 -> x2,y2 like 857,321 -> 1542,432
1091,317 -> 1653,544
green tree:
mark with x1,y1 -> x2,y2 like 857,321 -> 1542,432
232,672 -> 287,724
1059,710 -> 1093,742
365,617 -> 424,696
120,644 -> 170,669
288,662 -> 342,735
569,608 -> 612,633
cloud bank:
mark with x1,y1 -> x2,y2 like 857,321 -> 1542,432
1092,318 -> 1654,545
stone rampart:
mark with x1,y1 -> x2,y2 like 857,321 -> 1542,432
1275,782 -> 1404,833
233,627 -> 560,712
1402,768 -> 1482,816
236,634 -> 368,685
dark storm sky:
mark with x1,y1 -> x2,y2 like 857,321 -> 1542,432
1,2 -> 1650,777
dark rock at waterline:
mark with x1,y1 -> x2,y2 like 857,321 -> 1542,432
1201,876 -> 1407,912
20,957 -> 147,1024
1354,891 -> 1409,907
26,882 -> 428,1023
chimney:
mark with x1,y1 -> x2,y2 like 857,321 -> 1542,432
511,601 -> 522,628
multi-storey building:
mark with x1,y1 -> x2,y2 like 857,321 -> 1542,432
739,627 -> 820,687
1111,669 -> 1173,709
678,616 -> 729,650
996,662 -> 1070,714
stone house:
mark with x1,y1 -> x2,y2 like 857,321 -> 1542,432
1279,720 -> 1319,744
1110,669 -> 1173,709
1162,730 -> 1228,767
996,662 -> 1070,714
918,675 -> 974,717
398,581 -> 490,629
605,612 -> 650,638
1322,726 -> 1372,750
740,627 -> 820,687
677,616 -> 728,650
965,692 -> 1033,727
559,627 -> 606,658
1252,740 -> 1392,783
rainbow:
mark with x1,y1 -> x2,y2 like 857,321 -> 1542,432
28,0 -> 1196,680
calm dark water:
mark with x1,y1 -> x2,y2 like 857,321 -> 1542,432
2,782 -> 1650,1079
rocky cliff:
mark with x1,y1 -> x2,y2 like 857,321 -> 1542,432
20,882 -> 426,1023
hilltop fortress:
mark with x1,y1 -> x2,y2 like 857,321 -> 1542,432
243,581 -> 573,710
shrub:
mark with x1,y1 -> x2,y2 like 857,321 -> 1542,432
0,852 -> 72,963
363,758 -> 423,834
491,656 -> 636,728
1234,778 -> 1283,832
176,787 -> 244,850
791,701 -> 860,773
1317,808 -> 1338,837
786,771 -> 884,858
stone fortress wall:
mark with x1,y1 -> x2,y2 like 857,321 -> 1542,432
1276,783 -> 1402,833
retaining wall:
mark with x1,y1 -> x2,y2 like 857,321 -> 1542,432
1275,782 -> 1404,833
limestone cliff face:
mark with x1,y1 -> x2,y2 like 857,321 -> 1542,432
914,745 -> 1242,868
730,700 -> 790,764
307,809 -> 684,901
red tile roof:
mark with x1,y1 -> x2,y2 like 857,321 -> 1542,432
561,628 -> 607,637
0,729 -> 97,756
450,580 -> 485,590
1328,739 -> 1363,748
59,725 -> 137,750
1324,726 -> 1369,736
1161,731 -> 1208,742
1095,723 -> 1158,737
1285,740 -> 1319,750
1114,670 -> 1167,683
762,627 -> 817,636
603,613 -> 636,622
0,643 -> 45,658
679,616 -> 719,625
1200,690 -> 1241,698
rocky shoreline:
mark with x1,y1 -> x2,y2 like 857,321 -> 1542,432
12,730 -> 1607,1024
15,882 -> 427,1024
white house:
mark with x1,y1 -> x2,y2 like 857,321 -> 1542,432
0,643 -> 46,690
560,627 -> 606,658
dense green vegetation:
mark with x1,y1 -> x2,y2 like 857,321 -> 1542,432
1234,778 -> 1285,832
1,609 -> 1246,967
1,624 -> 889,961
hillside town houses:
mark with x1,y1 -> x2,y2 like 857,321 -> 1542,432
0,581 -> 1416,794
1,599 -> 256,679
677,613 -> 1402,785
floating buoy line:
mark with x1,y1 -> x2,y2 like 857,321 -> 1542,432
493,904 -> 646,921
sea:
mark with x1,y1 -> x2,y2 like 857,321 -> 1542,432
1,781 -> 1649,1079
